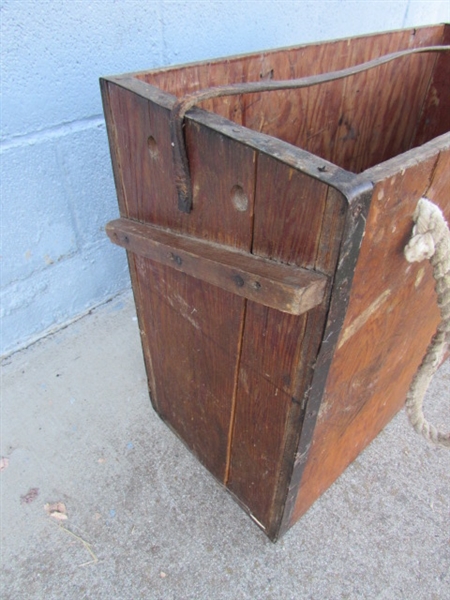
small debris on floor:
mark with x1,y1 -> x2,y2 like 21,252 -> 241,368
45,501 -> 68,520
0,457 -> 9,472
57,524 -> 98,565
20,487 -> 39,504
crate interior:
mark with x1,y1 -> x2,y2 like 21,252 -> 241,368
136,25 -> 449,174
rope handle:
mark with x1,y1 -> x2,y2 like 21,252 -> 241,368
170,45 -> 450,213
404,198 -> 450,448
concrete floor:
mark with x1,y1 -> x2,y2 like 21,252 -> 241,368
1,291 -> 449,600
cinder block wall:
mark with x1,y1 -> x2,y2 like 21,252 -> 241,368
1,0 -> 448,356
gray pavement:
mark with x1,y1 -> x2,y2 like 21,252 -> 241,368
1,291 -> 449,600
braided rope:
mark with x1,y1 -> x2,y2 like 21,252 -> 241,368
404,198 -> 450,448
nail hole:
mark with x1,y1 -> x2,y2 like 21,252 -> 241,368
259,69 -> 274,80
253,281 -> 261,290
147,136 -> 159,159
233,275 -> 245,287
231,185 -> 249,212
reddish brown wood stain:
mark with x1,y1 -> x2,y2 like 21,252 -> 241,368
136,26 -> 444,173
106,218 -> 328,315
414,26 -> 450,147
101,24 -> 450,540
290,150 -> 450,526
135,257 -> 246,481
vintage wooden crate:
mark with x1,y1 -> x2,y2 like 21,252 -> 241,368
101,25 -> 450,540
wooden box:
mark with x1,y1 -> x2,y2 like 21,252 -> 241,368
101,25 -> 450,540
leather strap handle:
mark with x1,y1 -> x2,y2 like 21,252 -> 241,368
170,45 -> 450,213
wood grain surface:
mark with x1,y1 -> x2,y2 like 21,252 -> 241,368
227,158 -> 345,535
106,218 -> 328,316
136,25 -> 445,175
101,23 -> 450,539
102,79 -> 257,481
290,146 -> 450,526
413,26 -> 450,147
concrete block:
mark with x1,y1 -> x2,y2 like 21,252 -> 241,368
403,0 -> 450,26
1,240 -> 130,356
57,122 -> 120,247
2,0 -> 449,358
1,140 -> 77,288
160,0 -> 412,66
1,0 -> 161,137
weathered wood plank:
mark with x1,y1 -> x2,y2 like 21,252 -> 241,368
227,157 -> 345,534
105,80 -> 259,245
276,186 -> 349,538
290,148 -> 450,525
413,26 -> 450,147
134,256 -> 246,481
134,25 -> 444,177
107,218 -> 328,316
251,155 -> 331,268
105,81 -> 178,225
225,304 -> 308,531
103,80 -> 259,481
100,79 -> 160,414
327,30 -> 439,173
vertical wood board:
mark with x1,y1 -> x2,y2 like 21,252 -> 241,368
413,25 -> 450,147
104,80 -> 259,482
227,155 -> 346,533
106,82 -> 180,227
134,256 -> 246,481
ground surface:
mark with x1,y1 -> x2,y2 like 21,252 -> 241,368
1,291 -> 449,600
